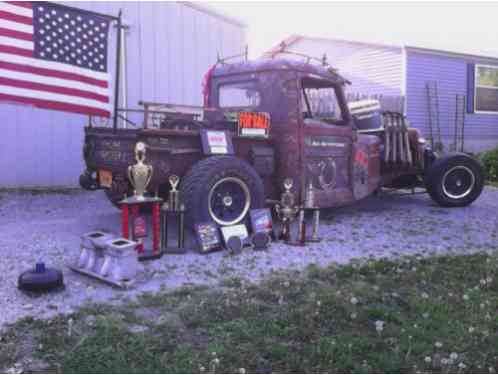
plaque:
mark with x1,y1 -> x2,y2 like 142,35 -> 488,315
133,215 -> 147,238
250,208 -> 273,235
195,223 -> 223,253
220,224 -> 249,247
200,129 -> 234,155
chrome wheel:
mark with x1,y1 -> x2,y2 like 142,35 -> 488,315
442,166 -> 475,200
208,177 -> 251,225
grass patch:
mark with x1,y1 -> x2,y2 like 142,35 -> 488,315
1,253 -> 498,373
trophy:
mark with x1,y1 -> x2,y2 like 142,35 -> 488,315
168,174 -> 180,211
161,175 -> 186,254
127,142 -> 153,200
275,178 -> 299,242
304,182 -> 322,243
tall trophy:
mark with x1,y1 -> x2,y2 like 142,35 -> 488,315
127,142 -> 153,200
161,175 -> 186,254
304,182 -> 322,243
275,178 -> 299,242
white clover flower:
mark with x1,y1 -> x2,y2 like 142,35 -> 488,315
421,292 -> 429,299
283,281 -> 290,288
486,276 -> 492,283
424,356 -> 432,363
199,366 -> 206,372
463,294 -> 469,300
350,296 -> 358,305
468,326 -> 475,333
458,362 -> 467,369
435,341 -> 443,348
375,320 -> 385,333
350,312 -> 357,320
316,300 -> 321,307
450,352 -> 458,361
213,358 -> 220,365
238,368 -> 246,374
441,358 -> 449,365
422,312 -> 430,319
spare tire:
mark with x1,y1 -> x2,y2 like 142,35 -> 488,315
424,153 -> 484,207
180,156 -> 265,226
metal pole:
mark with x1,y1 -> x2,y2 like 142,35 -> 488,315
121,23 -> 128,129
112,10 -> 122,131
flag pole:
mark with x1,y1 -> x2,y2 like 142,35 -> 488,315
113,9 -> 122,131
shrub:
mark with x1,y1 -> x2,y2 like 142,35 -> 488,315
478,147 -> 498,181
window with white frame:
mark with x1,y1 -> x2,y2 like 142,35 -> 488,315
475,65 -> 498,112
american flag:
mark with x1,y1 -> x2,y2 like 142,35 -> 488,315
0,1 -> 112,117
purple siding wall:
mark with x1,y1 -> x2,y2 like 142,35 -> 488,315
405,50 -> 498,152
282,38 -> 403,96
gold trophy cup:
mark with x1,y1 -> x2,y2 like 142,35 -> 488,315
275,178 -> 299,242
128,142 -> 153,200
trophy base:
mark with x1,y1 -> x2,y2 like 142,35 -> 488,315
305,237 -> 322,243
138,250 -> 164,262
162,247 -> 187,255
285,240 -> 306,247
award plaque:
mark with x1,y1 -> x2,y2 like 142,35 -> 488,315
220,224 -> 249,247
250,208 -> 274,236
195,223 -> 223,254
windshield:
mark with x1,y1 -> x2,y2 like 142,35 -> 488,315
301,77 -> 344,124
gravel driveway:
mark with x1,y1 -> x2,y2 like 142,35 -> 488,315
1,187 -> 497,328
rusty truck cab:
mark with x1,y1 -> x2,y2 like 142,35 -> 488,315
206,59 -> 380,207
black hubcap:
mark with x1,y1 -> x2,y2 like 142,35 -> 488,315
443,166 -> 475,199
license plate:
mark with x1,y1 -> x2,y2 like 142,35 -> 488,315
99,170 -> 112,188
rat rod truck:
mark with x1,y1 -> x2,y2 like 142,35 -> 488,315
80,58 -> 484,227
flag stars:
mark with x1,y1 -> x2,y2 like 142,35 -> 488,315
35,6 -> 109,72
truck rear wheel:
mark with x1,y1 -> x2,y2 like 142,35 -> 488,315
424,153 -> 484,207
181,156 -> 265,226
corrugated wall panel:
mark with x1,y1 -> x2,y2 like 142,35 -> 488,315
282,38 -> 403,96
0,2 -> 245,187
405,50 -> 498,152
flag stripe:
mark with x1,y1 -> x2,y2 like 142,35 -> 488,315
0,66 -> 110,95
0,26 -> 33,41
0,84 -> 111,110
0,92 -> 110,117
0,58 -> 109,88
0,35 -> 33,49
0,2 -> 32,17
0,43 -> 32,56
0,9 -> 32,25
0,76 -> 109,103
5,2 -> 33,10
0,52 -> 109,82
0,19 -> 32,34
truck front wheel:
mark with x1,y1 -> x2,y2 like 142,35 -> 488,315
424,153 -> 484,207
181,156 -> 265,227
